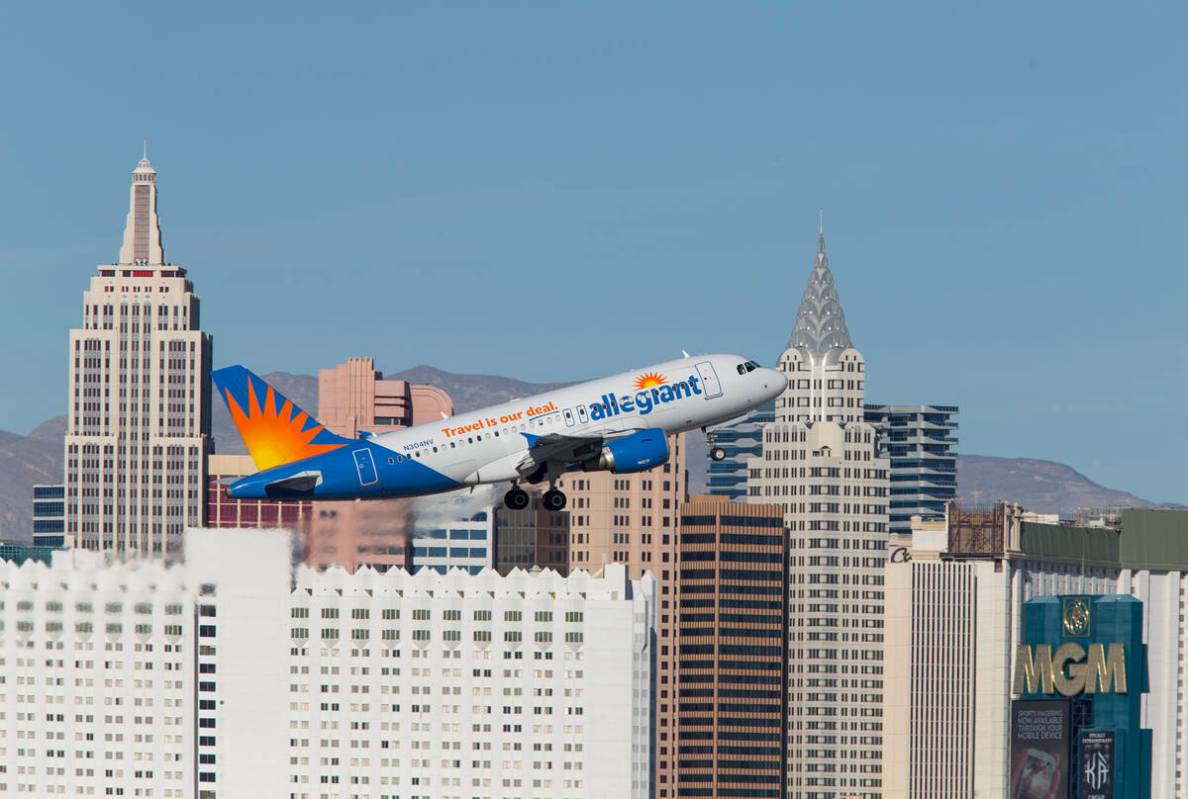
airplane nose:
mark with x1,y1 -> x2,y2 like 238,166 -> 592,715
761,368 -> 788,398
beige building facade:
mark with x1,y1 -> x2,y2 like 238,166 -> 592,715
881,506 -> 1118,798
494,487 -> 570,575
748,233 -> 889,797
307,357 -> 453,572
883,506 -> 1188,799
555,433 -> 687,797
317,356 -> 452,434
65,155 -> 211,555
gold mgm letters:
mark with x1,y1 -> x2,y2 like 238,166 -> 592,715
1013,642 -> 1128,696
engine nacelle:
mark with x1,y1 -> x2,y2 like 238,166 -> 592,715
587,429 -> 670,474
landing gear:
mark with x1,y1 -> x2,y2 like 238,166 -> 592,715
542,489 -> 568,512
504,486 -> 530,511
703,426 -> 727,461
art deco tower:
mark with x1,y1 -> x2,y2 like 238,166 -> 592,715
64,154 -> 212,555
748,231 -> 890,797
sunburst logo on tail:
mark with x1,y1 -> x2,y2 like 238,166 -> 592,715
224,379 -> 345,471
634,371 -> 668,391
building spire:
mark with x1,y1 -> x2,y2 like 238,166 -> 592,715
118,150 -> 165,265
786,227 -> 853,360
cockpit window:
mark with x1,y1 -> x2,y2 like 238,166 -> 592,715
737,360 -> 762,374
737,363 -> 747,375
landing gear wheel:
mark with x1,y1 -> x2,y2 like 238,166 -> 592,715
504,487 -> 530,511
710,446 -> 727,461
542,489 -> 567,512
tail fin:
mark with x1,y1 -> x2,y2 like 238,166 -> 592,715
212,365 -> 349,471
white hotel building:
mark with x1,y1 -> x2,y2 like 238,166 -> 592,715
0,528 -> 655,799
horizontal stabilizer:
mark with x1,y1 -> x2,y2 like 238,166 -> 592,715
266,470 -> 323,493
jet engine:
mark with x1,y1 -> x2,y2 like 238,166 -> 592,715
586,429 -> 670,474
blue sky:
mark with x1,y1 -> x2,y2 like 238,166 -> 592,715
1,2 -> 1185,501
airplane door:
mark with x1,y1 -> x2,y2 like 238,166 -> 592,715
563,408 -> 576,427
694,361 -> 723,399
353,448 -> 379,487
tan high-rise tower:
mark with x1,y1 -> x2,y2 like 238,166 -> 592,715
64,153 -> 212,555
748,231 -> 889,798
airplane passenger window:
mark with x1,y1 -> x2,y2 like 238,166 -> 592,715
388,457 -> 394,465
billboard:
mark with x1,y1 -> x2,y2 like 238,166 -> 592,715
1078,730 -> 1115,799
1010,699 -> 1070,799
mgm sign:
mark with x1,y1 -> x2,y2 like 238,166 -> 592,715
1013,641 -> 1128,697
1010,595 -> 1150,799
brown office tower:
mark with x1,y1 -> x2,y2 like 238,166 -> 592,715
553,432 -> 687,797
493,488 -> 570,575
306,357 -> 452,572
676,496 -> 788,799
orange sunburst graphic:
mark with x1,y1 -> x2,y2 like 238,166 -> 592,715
634,371 -> 668,391
225,379 -> 345,471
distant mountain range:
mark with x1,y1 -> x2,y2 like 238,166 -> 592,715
0,366 -> 1170,541
0,416 -> 66,539
955,454 -> 1161,515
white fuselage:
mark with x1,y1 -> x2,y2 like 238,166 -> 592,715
363,353 -> 786,485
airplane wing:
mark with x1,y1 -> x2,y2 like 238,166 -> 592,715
516,430 -> 641,477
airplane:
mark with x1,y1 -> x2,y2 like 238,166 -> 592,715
212,354 -> 786,512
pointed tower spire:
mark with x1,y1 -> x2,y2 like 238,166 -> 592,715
787,226 -> 853,361
119,150 -> 165,265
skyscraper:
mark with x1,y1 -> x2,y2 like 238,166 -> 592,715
676,496 -> 788,799
554,437 -> 686,797
32,483 -> 66,547
747,231 -> 889,797
64,154 -> 212,555
706,402 -> 774,500
864,404 -> 958,534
